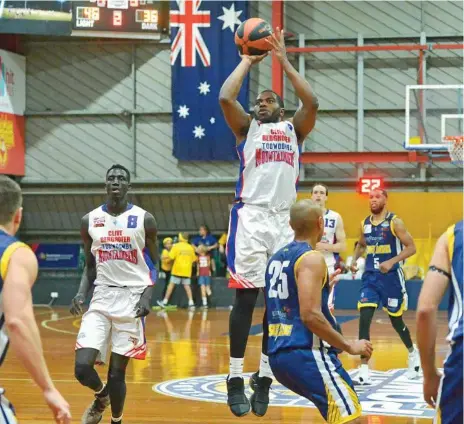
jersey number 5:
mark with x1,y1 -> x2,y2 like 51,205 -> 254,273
268,260 -> 290,299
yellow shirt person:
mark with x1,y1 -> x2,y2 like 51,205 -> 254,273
169,236 -> 197,278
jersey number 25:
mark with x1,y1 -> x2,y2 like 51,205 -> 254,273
268,260 -> 290,300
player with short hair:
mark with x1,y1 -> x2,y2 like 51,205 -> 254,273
311,183 -> 347,311
351,189 -> 420,384
0,176 -> 71,423
219,28 -> 319,417
416,220 -> 463,424
70,164 -> 158,424
265,199 -> 372,424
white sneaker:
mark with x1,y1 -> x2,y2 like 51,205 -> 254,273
357,364 -> 372,385
407,345 -> 421,379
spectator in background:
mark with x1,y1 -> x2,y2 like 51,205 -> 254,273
192,225 -> 218,254
197,244 -> 215,308
160,237 -> 173,298
158,233 -> 197,310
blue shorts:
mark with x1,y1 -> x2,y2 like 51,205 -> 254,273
358,269 -> 407,316
198,276 -> 211,286
270,348 -> 361,424
435,340 -> 463,424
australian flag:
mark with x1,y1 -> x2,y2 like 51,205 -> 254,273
170,0 -> 249,161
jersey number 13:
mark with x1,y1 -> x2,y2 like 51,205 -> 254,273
268,260 -> 290,299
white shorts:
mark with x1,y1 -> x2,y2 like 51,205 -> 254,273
0,389 -> 17,423
76,286 -> 147,360
226,203 -> 294,289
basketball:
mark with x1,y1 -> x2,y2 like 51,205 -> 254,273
234,18 -> 273,56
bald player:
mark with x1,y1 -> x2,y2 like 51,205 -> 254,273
264,199 -> 372,423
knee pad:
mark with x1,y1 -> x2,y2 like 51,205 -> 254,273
75,362 -> 94,384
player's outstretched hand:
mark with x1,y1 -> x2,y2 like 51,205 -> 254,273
265,27 -> 288,64
134,296 -> 151,318
423,368 -> 442,408
347,339 -> 373,358
240,53 -> 268,65
70,293 -> 85,316
43,387 -> 72,424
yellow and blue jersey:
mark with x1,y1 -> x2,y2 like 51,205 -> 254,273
0,230 -> 28,367
265,240 -> 336,355
446,220 -> 463,344
362,212 -> 403,272
435,221 -> 463,424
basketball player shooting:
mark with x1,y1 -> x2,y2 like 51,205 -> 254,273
311,183 -> 347,312
0,176 -> 71,424
416,220 -> 463,424
70,164 -> 159,424
265,199 -> 372,424
351,189 -> 420,384
219,27 -> 318,417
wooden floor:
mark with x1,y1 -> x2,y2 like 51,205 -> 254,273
2,307 -> 449,423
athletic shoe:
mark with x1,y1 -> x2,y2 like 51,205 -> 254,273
226,376 -> 250,417
81,393 -> 110,424
249,372 -> 272,417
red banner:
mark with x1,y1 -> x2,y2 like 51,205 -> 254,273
0,112 -> 25,176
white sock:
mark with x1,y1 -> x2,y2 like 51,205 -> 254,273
95,384 -> 106,395
111,415 -> 123,423
360,364 -> 369,371
188,300 -> 194,306
229,357 -> 244,379
258,353 -> 273,379
202,296 -> 207,305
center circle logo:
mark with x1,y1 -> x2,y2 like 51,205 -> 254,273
153,369 -> 436,419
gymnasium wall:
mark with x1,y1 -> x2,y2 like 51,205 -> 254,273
22,1 -> 463,183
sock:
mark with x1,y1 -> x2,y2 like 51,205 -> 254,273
408,345 -> 415,353
360,364 -> 369,372
95,383 -> 108,397
229,357 -> 244,379
111,416 -> 123,423
258,353 -> 273,379
188,299 -> 194,306
202,296 -> 207,305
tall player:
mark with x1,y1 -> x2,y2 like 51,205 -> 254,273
219,28 -> 318,417
70,164 -> 158,424
351,189 -> 420,384
265,199 -> 372,424
311,183 -> 347,311
0,176 -> 71,423
416,220 -> 463,424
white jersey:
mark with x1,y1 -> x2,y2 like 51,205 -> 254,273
322,209 -> 341,270
88,204 -> 153,288
235,119 -> 300,209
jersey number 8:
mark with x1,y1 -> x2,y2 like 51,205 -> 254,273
268,260 -> 290,300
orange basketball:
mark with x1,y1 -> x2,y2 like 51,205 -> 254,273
234,18 -> 273,56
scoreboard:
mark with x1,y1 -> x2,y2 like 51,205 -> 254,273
71,0 -> 169,39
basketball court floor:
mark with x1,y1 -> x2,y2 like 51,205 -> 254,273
4,307 -> 449,423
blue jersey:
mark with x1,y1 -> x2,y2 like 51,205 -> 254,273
446,220 -> 463,344
362,212 -> 403,272
0,230 -> 28,366
265,240 -> 336,355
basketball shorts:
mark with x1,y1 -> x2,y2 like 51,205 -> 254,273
358,269 -> 407,316
226,202 -> 294,289
0,389 -> 16,424
76,286 -> 147,360
270,348 -> 361,424
435,340 -> 463,424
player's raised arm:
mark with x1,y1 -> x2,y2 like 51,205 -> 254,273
4,247 -> 71,423
416,232 -> 451,407
296,251 -> 372,357
219,55 -> 265,141
379,217 -> 416,274
70,214 -> 96,316
267,27 -> 318,143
